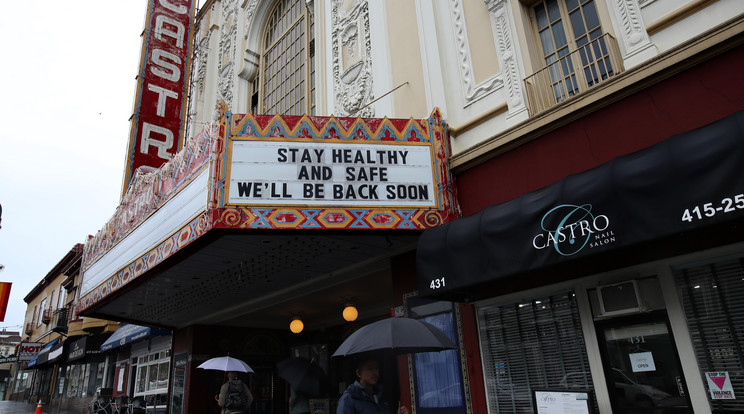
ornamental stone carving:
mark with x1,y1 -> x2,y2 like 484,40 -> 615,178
483,0 -> 525,114
610,0 -> 651,54
218,0 -> 239,107
332,0 -> 374,117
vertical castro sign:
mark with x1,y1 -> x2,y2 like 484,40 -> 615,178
122,0 -> 195,194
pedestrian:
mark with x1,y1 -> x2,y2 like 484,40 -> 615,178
336,356 -> 409,414
289,387 -> 310,414
218,371 -> 253,414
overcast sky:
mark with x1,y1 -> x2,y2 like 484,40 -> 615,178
0,2 -> 151,331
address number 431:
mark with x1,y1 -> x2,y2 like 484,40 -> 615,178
430,277 -> 446,290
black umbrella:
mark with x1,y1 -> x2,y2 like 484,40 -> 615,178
276,357 -> 328,396
332,317 -> 457,357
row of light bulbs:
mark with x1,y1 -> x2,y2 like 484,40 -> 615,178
289,303 -> 358,334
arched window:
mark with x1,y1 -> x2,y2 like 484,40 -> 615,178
257,0 -> 315,116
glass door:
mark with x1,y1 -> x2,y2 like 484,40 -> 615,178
596,313 -> 692,413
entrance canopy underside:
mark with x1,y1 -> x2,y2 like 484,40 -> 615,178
83,231 -> 419,330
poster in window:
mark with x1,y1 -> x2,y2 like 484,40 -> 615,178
170,353 -> 188,414
534,390 -> 592,414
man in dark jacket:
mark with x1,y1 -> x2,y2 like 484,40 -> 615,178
336,357 -> 408,414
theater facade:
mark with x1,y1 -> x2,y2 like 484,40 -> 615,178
78,1 -> 744,413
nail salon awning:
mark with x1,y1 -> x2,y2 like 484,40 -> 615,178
417,111 -> 744,300
100,324 -> 171,352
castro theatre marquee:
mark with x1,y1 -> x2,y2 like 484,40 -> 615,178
77,103 -> 459,313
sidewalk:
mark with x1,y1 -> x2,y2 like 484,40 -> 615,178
0,400 -> 83,414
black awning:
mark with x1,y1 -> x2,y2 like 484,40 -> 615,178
417,111 -> 744,299
68,334 -> 110,362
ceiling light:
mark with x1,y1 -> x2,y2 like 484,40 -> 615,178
289,317 -> 304,334
342,303 -> 358,322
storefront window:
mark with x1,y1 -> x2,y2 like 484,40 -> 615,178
477,292 -> 594,413
675,255 -> 744,412
134,350 -> 170,396
66,364 -> 90,398
408,298 -> 465,414
136,366 -> 147,394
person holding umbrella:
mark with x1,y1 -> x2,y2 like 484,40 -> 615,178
336,356 -> 408,414
218,371 -> 253,414
333,317 -> 456,414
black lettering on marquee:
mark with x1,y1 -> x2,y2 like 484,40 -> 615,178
298,165 -> 333,180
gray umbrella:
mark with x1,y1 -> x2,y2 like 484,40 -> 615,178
332,317 -> 457,357
277,357 -> 328,396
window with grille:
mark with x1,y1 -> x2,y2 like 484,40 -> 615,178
674,255 -> 744,412
532,0 -> 614,102
260,0 -> 314,116
477,292 -> 594,413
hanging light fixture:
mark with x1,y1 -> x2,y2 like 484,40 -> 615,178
289,316 -> 304,334
342,302 -> 358,322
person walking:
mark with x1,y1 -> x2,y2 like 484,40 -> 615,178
218,371 -> 253,414
336,357 -> 408,414
289,387 -> 310,414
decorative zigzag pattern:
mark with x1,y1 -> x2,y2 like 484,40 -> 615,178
213,108 -> 460,230
78,106 -> 460,312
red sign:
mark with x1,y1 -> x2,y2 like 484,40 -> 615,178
18,342 -> 42,361
0,282 -> 10,321
122,0 -> 195,194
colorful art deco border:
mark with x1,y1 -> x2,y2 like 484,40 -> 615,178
79,212 -> 212,312
79,104 -> 460,312
211,106 -> 460,229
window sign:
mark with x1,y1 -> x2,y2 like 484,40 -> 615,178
629,352 -> 656,372
706,372 -> 736,400
534,390 -> 592,414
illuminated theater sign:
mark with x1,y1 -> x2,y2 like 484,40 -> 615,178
78,105 -> 459,311
227,141 -> 436,207
216,107 -> 459,230
122,0 -> 195,193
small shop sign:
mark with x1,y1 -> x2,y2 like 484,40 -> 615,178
18,342 -> 42,361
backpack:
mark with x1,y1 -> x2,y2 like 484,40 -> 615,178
225,380 -> 247,410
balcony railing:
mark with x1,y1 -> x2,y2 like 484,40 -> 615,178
41,308 -> 51,324
52,308 -> 68,334
524,33 -> 624,116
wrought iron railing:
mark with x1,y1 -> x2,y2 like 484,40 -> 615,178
52,308 -> 68,334
41,308 -> 51,324
524,33 -> 624,116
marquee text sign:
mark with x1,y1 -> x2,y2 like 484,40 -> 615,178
122,0 -> 195,193
227,140 -> 436,208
